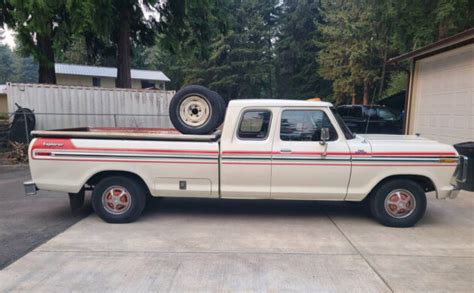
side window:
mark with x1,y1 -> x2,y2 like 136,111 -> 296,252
238,110 -> 272,140
346,107 -> 355,118
353,107 -> 363,118
92,77 -> 101,87
280,110 -> 338,141
337,107 -> 348,117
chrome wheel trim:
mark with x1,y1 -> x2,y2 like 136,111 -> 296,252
384,189 -> 416,219
178,95 -> 211,128
101,186 -> 132,215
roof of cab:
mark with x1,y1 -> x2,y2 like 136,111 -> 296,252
228,99 -> 333,108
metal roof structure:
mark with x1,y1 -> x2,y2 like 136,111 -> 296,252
55,63 -> 170,82
387,28 -> 474,63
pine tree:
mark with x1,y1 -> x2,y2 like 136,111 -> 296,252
275,0 -> 330,100
202,0 -> 279,100
318,0 -> 384,104
161,0 -> 279,100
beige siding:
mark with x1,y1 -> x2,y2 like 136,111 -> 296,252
408,44 -> 474,145
57,74 -> 93,87
0,94 -> 7,113
101,77 -> 117,88
57,74 -> 147,89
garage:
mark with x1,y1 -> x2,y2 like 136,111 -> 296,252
389,28 -> 473,145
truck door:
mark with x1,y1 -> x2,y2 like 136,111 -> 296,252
271,108 -> 351,200
220,108 -> 274,199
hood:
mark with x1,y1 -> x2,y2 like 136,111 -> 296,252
356,134 -> 457,156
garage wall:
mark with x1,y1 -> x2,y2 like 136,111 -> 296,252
408,44 -> 473,145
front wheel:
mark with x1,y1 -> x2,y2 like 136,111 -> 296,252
91,176 -> 147,223
369,179 -> 427,227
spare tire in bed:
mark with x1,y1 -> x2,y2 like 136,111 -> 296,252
169,85 -> 226,134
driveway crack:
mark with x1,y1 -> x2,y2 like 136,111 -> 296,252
326,212 -> 394,293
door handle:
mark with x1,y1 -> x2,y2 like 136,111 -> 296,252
280,148 -> 292,153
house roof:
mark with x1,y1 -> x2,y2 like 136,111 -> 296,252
387,28 -> 474,63
55,63 -> 170,82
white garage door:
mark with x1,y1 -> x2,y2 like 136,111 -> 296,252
410,44 -> 473,145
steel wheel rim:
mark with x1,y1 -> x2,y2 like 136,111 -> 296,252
384,189 -> 416,219
178,95 -> 211,128
102,186 -> 132,215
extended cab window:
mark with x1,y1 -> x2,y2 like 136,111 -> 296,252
238,110 -> 272,139
280,110 -> 338,141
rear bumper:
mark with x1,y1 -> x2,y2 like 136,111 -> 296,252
23,181 -> 38,195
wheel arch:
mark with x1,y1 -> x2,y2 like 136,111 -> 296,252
85,170 -> 151,194
368,174 -> 436,199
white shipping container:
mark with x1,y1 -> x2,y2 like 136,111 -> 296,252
7,83 -> 175,130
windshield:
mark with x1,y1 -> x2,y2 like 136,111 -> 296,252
366,107 -> 398,121
330,107 -> 355,139
377,108 -> 398,120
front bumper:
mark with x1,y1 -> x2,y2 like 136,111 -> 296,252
454,155 -> 469,183
23,181 -> 38,195
448,155 -> 469,199
447,186 -> 461,199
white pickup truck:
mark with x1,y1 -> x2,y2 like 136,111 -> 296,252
25,86 -> 468,227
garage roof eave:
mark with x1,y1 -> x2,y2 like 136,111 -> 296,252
387,28 -> 474,64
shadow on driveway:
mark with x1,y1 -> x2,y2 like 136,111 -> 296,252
0,165 -> 91,270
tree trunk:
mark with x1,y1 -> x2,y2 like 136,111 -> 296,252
351,93 -> 356,105
438,22 -> 449,39
363,80 -> 369,105
116,9 -> 132,88
37,34 -> 56,84
378,38 -> 389,99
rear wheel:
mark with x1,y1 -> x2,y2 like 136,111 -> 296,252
169,85 -> 226,134
91,176 -> 146,223
369,179 -> 427,227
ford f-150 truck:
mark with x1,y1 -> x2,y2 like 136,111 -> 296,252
25,86 -> 468,227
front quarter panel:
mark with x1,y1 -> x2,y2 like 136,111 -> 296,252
345,136 -> 458,201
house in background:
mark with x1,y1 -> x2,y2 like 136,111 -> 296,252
388,28 -> 473,145
55,63 -> 170,90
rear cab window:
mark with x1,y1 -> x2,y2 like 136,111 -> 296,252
237,110 -> 272,140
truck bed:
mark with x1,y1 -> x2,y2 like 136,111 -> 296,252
31,127 -> 220,142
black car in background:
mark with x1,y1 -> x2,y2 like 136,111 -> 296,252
336,105 -> 403,134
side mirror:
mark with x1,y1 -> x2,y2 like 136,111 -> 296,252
320,127 -> 330,145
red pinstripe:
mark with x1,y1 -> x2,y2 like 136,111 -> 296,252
33,158 -> 218,164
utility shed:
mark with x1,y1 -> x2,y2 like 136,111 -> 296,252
388,28 -> 473,145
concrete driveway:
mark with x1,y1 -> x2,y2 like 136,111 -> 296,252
0,182 -> 473,291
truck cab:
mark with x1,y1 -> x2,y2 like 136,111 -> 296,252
220,100 -> 353,200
